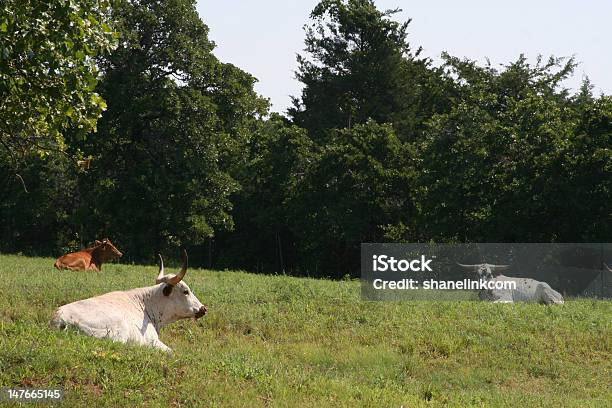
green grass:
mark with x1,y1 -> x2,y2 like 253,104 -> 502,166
0,254 -> 610,407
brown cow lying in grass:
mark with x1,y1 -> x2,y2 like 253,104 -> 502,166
54,238 -> 123,271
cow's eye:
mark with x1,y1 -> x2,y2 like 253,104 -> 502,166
183,290 -> 189,295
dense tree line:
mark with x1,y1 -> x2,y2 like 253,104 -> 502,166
1,0 -> 610,276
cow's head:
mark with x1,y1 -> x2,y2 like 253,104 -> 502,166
94,238 -> 123,261
156,250 -> 207,320
457,262 -> 509,281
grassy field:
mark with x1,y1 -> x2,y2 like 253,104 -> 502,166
0,254 -> 610,407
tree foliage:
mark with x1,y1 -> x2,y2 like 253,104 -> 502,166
0,0 -> 116,162
0,152 -> 77,254
66,0 -> 268,261
415,55 -> 611,242
0,0 -> 609,276
215,115 -> 316,272
287,121 -> 414,273
289,0 -> 449,141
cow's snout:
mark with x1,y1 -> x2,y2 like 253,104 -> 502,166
195,305 -> 207,319
117,251 -> 123,258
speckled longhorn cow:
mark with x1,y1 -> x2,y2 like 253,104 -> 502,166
457,263 -> 564,304
51,251 -> 207,351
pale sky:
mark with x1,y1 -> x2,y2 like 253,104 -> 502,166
196,1 -> 611,113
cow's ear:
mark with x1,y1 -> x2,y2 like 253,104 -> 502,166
95,240 -> 101,245
163,284 -> 173,296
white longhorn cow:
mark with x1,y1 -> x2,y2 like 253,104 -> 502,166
51,250 -> 207,351
457,263 -> 564,304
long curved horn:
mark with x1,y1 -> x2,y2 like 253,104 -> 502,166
167,249 -> 188,285
456,262 -> 479,271
156,254 -> 165,283
489,264 -> 510,272
605,263 -> 612,273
